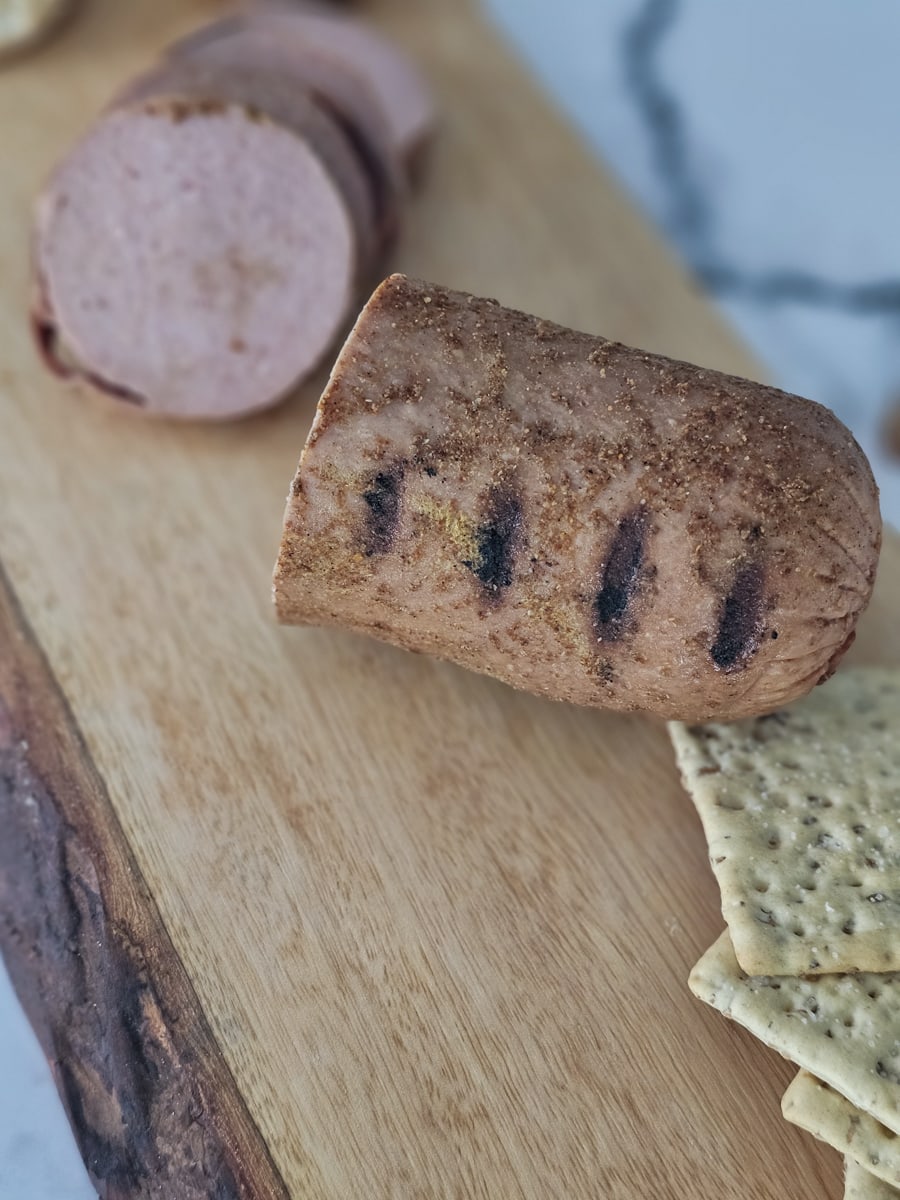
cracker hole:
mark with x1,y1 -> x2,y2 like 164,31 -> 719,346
814,831 -> 844,852
697,766 -> 721,776
767,834 -> 781,850
843,1016 -> 854,1028
850,879 -> 864,888
852,824 -> 868,836
791,924 -> 805,938
717,799 -> 746,811
868,988 -> 881,1001
806,795 -> 834,809
842,919 -> 856,935
800,880 -> 817,892
753,881 -> 770,894
825,1028 -> 834,1039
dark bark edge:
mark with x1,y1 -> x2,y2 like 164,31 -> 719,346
0,562 -> 290,1200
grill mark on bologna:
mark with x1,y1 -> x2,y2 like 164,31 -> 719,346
711,562 -> 767,672
593,508 -> 648,642
464,486 -> 522,597
362,467 -> 404,555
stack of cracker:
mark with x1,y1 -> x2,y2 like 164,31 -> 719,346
670,670 -> 900,1200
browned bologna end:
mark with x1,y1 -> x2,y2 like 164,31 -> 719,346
32,62 -> 371,420
274,275 -> 882,723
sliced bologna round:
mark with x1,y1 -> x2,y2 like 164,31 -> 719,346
33,63 -> 372,420
0,0 -> 74,60
273,275 -> 882,723
168,26 -> 404,251
175,8 -> 434,174
248,9 -> 434,171
117,60 -> 378,269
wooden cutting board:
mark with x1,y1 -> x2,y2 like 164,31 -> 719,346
1,2 -> 897,1197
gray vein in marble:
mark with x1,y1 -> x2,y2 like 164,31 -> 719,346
624,0 -> 900,314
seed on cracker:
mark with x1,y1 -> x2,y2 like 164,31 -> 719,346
689,931 -> 900,1136
845,1158 -> 900,1200
784,1071 -> 900,1189
670,669 -> 900,976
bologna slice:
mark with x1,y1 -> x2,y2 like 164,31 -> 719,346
253,10 -> 434,169
169,25 -> 403,248
273,275 -> 882,722
116,59 -> 378,267
33,63 -> 372,419
180,7 -> 434,171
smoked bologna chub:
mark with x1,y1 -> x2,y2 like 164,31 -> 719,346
274,275 -> 882,722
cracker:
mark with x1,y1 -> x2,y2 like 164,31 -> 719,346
689,931 -> 900,1136
783,1071 -> 900,1188
845,1159 -> 900,1200
670,669 -> 900,976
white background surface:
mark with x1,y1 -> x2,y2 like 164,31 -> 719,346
4,2 -> 900,1197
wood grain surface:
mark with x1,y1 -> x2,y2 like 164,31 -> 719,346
0,1 -> 896,1197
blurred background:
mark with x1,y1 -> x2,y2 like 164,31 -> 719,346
3,1 -> 899,1196
485,0 -> 900,525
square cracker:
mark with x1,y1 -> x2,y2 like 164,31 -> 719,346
689,931 -> 900,1136
670,669 -> 900,976
783,1071 -> 900,1188
845,1159 -> 900,1200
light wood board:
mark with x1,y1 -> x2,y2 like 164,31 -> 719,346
0,1 -> 897,1197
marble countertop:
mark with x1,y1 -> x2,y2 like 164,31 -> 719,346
486,0 -> 900,527
4,1 -> 899,1196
